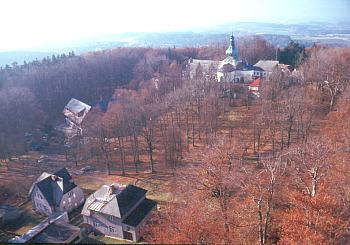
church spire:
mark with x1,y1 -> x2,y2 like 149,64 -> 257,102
225,33 -> 238,60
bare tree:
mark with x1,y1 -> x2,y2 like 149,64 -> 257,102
243,153 -> 287,245
291,137 -> 333,198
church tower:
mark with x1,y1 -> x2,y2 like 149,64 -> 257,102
225,34 -> 238,60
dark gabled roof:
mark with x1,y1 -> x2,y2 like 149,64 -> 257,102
36,177 -> 54,206
54,168 -> 71,180
33,168 -> 77,206
82,184 -> 149,218
28,172 -> 51,196
117,185 -> 147,217
123,198 -> 157,227
62,180 -> 76,194
54,168 -> 76,194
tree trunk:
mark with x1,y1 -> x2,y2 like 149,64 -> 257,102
258,200 -> 264,245
186,110 -> 190,151
257,130 -> 261,154
118,137 -> 125,176
192,113 -> 195,147
147,140 -> 154,173
310,167 -> 318,197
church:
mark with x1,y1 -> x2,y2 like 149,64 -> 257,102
216,34 -> 267,83
189,34 -> 286,89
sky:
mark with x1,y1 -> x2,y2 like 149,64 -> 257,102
0,0 -> 349,51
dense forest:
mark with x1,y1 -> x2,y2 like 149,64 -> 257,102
1,35 -> 350,243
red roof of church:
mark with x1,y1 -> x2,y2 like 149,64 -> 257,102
249,78 -> 261,87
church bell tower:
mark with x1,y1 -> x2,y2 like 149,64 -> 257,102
225,33 -> 238,60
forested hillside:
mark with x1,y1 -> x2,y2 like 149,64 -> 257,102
0,36 -> 275,159
1,37 -> 349,244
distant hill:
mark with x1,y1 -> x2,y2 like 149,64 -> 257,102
1,21 -> 350,67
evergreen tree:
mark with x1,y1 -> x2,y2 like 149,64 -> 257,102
279,41 -> 307,70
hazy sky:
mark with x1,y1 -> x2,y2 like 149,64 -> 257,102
0,0 -> 349,51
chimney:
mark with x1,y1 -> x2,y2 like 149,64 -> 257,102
51,175 -> 64,191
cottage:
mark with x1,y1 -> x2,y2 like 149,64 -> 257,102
58,98 -> 91,138
81,183 -> 157,242
188,58 -> 220,79
9,212 -> 82,243
29,168 -> 85,216
63,98 -> 91,126
253,60 -> 279,79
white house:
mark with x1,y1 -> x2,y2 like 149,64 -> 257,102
58,98 -> 91,138
253,60 -> 280,80
188,58 -> 220,79
81,183 -> 156,242
29,168 -> 85,216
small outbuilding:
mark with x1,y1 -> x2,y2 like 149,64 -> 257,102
8,212 -> 82,243
248,77 -> 261,97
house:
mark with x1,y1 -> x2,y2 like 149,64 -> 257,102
9,212 -> 82,243
253,60 -> 280,79
29,168 -> 85,216
58,98 -> 91,138
81,183 -> 157,242
248,77 -> 262,97
63,98 -> 91,127
188,58 -> 220,79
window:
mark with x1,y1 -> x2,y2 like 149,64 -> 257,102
68,197 -> 71,203
109,226 -> 117,233
123,231 -> 133,241
108,215 -> 114,222
93,221 -> 99,227
68,191 -> 73,197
